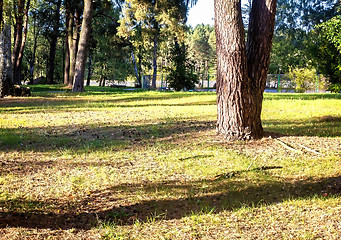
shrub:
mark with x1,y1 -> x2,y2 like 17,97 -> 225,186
288,67 -> 319,93
329,83 -> 341,93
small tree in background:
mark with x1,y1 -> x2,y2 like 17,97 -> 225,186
309,15 -> 341,89
288,67 -> 329,93
167,43 -> 198,91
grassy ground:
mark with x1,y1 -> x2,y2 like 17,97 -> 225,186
0,85 -> 340,239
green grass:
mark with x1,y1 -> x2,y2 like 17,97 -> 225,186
0,86 -> 340,239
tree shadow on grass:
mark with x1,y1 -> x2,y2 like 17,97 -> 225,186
264,93 -> 341,100
0,120 -> 216,152
0,174 -> 340,230
1,115 -> 341,176
0,91 -> 216,113
1,114 -> 340,158
264,116 -> 341,137
0,120 -> 216,176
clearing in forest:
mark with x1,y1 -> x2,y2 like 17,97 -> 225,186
0,86 -> 340,239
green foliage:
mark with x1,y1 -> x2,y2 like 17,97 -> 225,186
319,15 -> 341,52
308,15 -> 341,84
91,3 -> 133,84
269,29 -> 309,74
188,25 -> 215,61
187,24 -> 216,75
167,43 -> 198,91
288,67 -> 319,93
329,83 -> 341,93
269,0 -> 339,74
117,0 -> 196,83
0,0 -> 12,27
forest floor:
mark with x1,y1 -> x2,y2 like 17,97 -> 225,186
0,85 -> 340,239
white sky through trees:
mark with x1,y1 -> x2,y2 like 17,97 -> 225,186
187,0 -> 248,27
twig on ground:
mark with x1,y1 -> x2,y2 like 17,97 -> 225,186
295,143 -> 323,155
247,162 -> 253,171
275,139 -> 301,153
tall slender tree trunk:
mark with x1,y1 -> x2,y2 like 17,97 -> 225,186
69,27 -> 77,87
68,9 -> 80,88
131,49 -> 140,87
65,2 -> 80,88
86,50 -> 92,86
64,28 -> 70,85
46,0 -> 62,84
151,32 -> 158,89
12,0 -> 24,85
64,2 -> 72,85
72,0 -> 93,92
0,1 -> 13,97
138,48 -> 142,84
12,0 -> 30,85
28,15 -> 39,84
0,0 -> 3,30
0,24 -> 12,97
215,0 -> 277,140
151,4 -> 159,89
70,9 -> 81,87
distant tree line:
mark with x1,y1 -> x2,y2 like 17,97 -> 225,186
0,0 -> 340,96
0,0 -> 199,94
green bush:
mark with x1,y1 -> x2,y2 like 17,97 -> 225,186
329,83 -> 341,93
288,67 -> 319,93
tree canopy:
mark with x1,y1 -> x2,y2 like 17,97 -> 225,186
0,0 -> 340,95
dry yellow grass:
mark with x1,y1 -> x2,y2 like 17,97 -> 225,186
0,88 -> 340,239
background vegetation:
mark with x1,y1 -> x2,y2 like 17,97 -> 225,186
1,0 -> 340,92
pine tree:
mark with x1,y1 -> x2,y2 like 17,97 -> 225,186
215,0 -> 277,140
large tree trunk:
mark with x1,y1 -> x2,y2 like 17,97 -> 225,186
12,0 -> 30,85
72,0 -> 93,92
46,0 -> 62,84
215,0 -> 277,140
246,0 -> 277,132
0,24 -> 13,97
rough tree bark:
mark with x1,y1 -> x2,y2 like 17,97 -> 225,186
0,1 -> 13,97
64,0 -> 80,88
12,0 -> 30,85
64,1 -> 72,86
72,0 -> 93,92
0,24 -> 13,97
69,8 -> 81,88
215,0 -> 277,140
